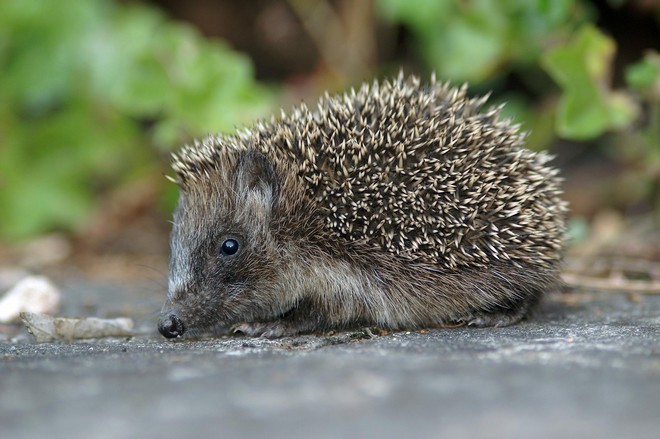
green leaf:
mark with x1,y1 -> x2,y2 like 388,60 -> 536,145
377,0 -> 452,28
626,51 -> 660,101
427,17 -> 505,82
542,24 -> 637,139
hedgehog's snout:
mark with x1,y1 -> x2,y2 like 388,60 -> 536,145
158,312 -> 185,338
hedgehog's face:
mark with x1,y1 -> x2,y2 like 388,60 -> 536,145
158,151 -> 290,338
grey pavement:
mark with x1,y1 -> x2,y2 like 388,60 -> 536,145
0,280 -> 658,439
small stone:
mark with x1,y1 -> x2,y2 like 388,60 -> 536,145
0,276 -> 60,323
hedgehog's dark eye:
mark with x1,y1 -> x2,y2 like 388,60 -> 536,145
220,239 -> 239,256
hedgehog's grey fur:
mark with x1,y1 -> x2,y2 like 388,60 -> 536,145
158,73 -> 568,339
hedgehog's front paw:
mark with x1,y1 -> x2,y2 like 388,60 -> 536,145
232,321 -> 296,339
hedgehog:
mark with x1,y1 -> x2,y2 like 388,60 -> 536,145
157,73 -> 568,339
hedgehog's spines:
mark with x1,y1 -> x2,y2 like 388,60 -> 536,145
172,74 -> 567,272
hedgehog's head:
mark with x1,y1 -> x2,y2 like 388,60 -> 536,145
158,146 -> 298,338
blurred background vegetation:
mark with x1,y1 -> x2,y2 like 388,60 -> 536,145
0,0 -> 658,272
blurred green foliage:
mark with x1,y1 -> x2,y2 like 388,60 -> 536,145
0,0 -> 658,243
379,0 -> 659,217
622,51 -> 660,217
542,24 -> 637,139
379,0 -> 586,83
627,51 -> 660,98
0,0 -> 273,240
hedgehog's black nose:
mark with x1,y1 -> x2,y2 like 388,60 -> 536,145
158,313 -> 185,338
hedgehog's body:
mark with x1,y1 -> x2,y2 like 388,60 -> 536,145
158,74 -> 567,339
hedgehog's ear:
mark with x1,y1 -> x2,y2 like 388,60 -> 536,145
235,150 -> 278,207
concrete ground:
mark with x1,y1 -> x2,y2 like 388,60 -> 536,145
0,280 -> 658,439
